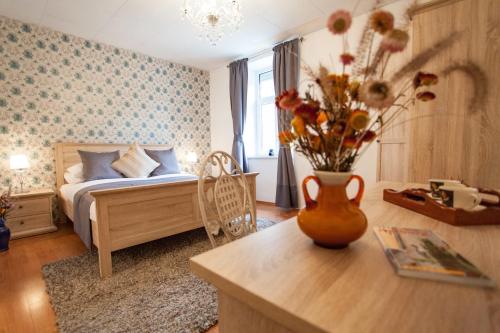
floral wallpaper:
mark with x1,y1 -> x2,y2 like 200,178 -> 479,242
0,16 -> 211,192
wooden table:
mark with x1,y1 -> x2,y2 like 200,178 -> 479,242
190,183 -> 500,333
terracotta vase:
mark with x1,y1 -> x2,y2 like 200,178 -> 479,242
297,171 -> 367,248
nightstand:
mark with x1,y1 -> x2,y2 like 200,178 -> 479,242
7,189 -> 57,239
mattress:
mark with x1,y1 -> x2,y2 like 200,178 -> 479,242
60,173 -> 195,221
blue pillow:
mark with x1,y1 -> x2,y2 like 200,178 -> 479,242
144,148 -> 181,176
78,150 -> 124,181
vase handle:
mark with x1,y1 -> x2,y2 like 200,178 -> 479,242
302,176 -> 320,209
347,175 -> 365,207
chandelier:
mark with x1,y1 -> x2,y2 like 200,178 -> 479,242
181,0 -> 243,46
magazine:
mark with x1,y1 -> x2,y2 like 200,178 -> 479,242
374,226 -> 495,288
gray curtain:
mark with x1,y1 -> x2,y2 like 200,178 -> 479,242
229,58 -> 249,172
273,39 -> 299,209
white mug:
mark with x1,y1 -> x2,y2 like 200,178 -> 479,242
429,179 -> 465,197
439,186 -> 481,210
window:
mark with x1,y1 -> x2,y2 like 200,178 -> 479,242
244,60 -> 279,158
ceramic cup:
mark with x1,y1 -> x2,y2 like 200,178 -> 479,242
429,179 -> 464,198
439,185 -> 481,210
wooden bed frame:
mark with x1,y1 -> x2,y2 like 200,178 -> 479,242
55,143 -> 257,278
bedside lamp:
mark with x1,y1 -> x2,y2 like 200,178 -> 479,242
10,154 -> 30,193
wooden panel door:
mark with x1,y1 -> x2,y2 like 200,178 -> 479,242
407,0 -> 500,188
377,25 -> 412,182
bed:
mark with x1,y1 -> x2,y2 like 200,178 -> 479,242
55,142 -> 257,278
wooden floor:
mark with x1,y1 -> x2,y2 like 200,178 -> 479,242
0,202 -> 298,333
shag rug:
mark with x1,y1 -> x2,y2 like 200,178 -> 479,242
42,218 -> 275,333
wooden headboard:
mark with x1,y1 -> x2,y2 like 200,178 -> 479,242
54,142 -> 171,191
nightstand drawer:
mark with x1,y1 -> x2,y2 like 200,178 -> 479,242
10,197 -> 51,218
6,213 -> 52,234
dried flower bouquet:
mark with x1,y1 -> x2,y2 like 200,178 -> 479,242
276,3 -> 483,173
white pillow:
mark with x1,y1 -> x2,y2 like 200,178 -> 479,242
64,163 -> 84,184
111,143 -> 160,178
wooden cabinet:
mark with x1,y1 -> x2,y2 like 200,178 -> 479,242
7,189 -> 57,239
378,0 -> 500,188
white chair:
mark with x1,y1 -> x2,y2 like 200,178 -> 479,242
197,151 -> 256,248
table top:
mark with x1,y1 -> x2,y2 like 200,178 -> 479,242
190,182 -> 500,333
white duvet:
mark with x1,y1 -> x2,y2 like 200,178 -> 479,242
60,173 -> 195,221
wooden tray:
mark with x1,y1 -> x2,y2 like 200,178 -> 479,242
383,188 -> 500,226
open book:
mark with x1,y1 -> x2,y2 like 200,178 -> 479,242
374,227 -> 495,288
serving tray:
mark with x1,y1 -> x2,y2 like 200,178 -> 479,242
383,188 -> 500,226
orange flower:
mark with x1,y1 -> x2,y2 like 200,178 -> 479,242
349,109 -> 370,131
279,131 -> 295,144
370,10 -> 394,34
316,111 -> 328,125
327,10 -> 352,35
291,116 -> 306,136
276,89 -> 302,111
416,91 -> 436,101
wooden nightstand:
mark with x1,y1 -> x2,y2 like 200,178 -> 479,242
7,189 -> 57,239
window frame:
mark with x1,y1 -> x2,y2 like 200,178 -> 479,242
251,67 -> 278,158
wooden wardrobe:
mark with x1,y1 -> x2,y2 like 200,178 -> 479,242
378,0 -> 500,189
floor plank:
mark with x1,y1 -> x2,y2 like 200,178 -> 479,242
0,203 -> 298,333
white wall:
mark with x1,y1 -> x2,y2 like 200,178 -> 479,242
209,66 -> 233,154
248,157 -> 278,202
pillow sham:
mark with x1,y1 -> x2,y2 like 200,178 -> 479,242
111,143 -> 160,178
144,148 -> 181,176
78,150 -> 123,181
64,163 -> 84,184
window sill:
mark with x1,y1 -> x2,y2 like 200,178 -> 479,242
248,156 -> 278,160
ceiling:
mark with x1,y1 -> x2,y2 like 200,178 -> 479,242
0,0 -> 398,70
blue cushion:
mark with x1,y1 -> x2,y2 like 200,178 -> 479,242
78,150 -> 124,181
144,148 -> 181,176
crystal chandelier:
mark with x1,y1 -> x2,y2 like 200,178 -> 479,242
181,0 -> 243,46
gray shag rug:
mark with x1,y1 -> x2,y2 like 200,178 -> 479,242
42,218 -> 275,333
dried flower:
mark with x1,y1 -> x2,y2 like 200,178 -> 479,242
413,71 -> 439,88
316,111 -> 328,125
276,89 -> 302,110
362,130 -> 377,142
340,53 -> 355,66
291,116 -> 306,136
390,31 -> 462,83
294,102 -> 320,123
327,10 -> 352,35
349,109 -> 370,130
370,10 -> 394,34
330,121 -> 346,137
0,189 -> 14,219
343,137 -> 361,149
440,61 -> 488,112
380,29 -> 409,53
279,131 -> 295,145
310,135 -> 323,152
348,80 -> 361,100
416,91 -> 436,101
359,80 -> 395,108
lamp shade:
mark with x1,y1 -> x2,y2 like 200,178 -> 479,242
186,152 -> 198,163
10,154 -> 30,170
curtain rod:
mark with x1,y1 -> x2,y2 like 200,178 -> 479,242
226,37 -> 304,68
